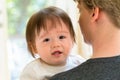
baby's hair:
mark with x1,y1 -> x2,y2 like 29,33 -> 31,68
26,6 -> 75,57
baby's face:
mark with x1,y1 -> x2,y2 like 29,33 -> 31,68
35,20 -> 74,66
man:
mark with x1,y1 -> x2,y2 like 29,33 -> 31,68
49,0 -> 120,80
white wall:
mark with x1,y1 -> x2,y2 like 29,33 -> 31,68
0,0 -> 10,80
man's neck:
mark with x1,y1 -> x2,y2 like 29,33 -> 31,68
91,30 -> 120,58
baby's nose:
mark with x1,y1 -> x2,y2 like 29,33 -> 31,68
51,40 -> 61,48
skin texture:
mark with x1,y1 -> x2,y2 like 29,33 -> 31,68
35,20 -> 73,66
77,3 -> 93,44
77,1 -> 120,58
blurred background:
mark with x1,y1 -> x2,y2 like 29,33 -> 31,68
0,0 -> 92,80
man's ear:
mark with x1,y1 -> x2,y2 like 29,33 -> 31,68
91,7 -> 100,22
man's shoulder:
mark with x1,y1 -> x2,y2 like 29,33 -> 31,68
50,64 -> 82,80
68,54 -> 86,64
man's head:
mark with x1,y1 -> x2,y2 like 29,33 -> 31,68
75,0 -> 120,28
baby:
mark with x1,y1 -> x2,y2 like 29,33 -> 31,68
20,6 -> 85,80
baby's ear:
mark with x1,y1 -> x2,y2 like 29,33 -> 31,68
32,46 -> 37,53
31,46 -> 38,57
29,42 -> 37,53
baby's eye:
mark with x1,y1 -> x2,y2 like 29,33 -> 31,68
43,38 -> 50,42
59,35 -> 66,39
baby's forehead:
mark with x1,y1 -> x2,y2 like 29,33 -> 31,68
46,20 -> 61,28
35,17 -> 70,36
37,27 -> 69,39
41,26 -> 68,33
42,18 -> 68,30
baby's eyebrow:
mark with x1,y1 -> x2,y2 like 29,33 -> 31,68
39,30 -> 69,39
57,31 -> 69,33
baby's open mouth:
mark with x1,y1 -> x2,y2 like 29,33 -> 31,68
52,51 -> 62,55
